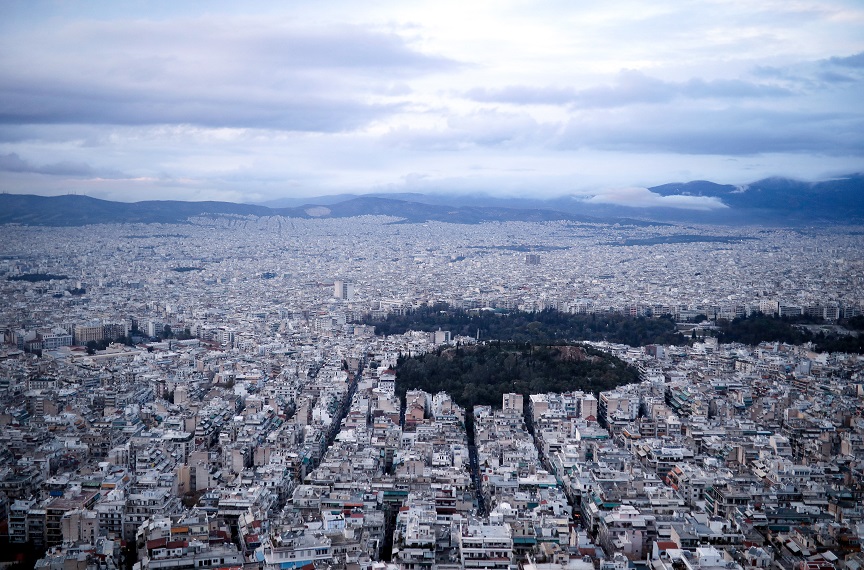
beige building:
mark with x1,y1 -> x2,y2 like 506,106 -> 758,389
74,324 -> 104,345
502,393 -> 524,414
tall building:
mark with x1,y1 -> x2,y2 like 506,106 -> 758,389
432,329 -> 452,344
334,280 -> 355,300
599,391 -> 634,427
102,321 -> 128,341
578,394 -> 598,420
8,498 -> 36,544
502,393 -> 524,415
146,321 -> 165,338
45,489 -> 99,546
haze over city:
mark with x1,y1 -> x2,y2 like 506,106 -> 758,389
1,0 -> 863,204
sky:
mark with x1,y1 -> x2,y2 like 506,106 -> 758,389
0,0 -> 863,206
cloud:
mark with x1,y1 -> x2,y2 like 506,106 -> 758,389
0,90 -> 400,132
464,86 -> 577,105
816,71 -> 856,84
584,187 -> 728,210
679,78 -> 791,99
0,152 -> 96,176
0,152 -> 32,172
384,109 -> 555,150
463,71 -> 792,108
1,3 -> 862,201
827,51 -> 864,68
0,17 -> 457,131
753,51 -> 864,90
243,24 -> 458,73
571,71 -> 678,107
557,106 -> 864,155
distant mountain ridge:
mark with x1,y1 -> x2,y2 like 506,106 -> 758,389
0,193 -> 616,227
1,174 -> 862,226
649,175 -> 864,210
259,174 -> 864,225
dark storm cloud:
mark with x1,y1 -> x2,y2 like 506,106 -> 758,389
463,71 -> 792,107
0,18 -> 455,130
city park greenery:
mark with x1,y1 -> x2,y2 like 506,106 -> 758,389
363,303 -> 687,346
359,303 -> 864,355
380,307 -> 863,412
7,273 -> 68,282
395,342 -> 638,410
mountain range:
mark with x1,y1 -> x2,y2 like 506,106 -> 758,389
1,174 -> 861,226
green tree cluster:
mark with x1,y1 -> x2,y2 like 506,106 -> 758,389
360,304 -> 686,346
7,273 -> 68,282
396,342 -> 638,410
362,304 -> 863,354
844,315 -> 864,331
714,313 -> 864,353
714,314 -> 809,345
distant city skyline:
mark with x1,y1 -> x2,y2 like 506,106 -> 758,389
0,1 -> 862,205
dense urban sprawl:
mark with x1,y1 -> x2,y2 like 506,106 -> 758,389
0,216 -> 862,570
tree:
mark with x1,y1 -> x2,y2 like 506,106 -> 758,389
395,342 -> 637,411
174,327 -> 194,341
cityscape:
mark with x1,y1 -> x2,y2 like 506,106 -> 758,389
1,1 -> 863,570
0,215 -> 862,569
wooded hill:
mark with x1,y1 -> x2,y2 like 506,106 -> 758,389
395,342 -> 638,410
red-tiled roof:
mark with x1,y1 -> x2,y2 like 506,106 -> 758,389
146,537 -> 167,550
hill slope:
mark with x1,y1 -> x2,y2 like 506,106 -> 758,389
0,194 -> 272,225
396,342 -> 638,410
2,173 -> 861,226
0,194 -> 612,226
